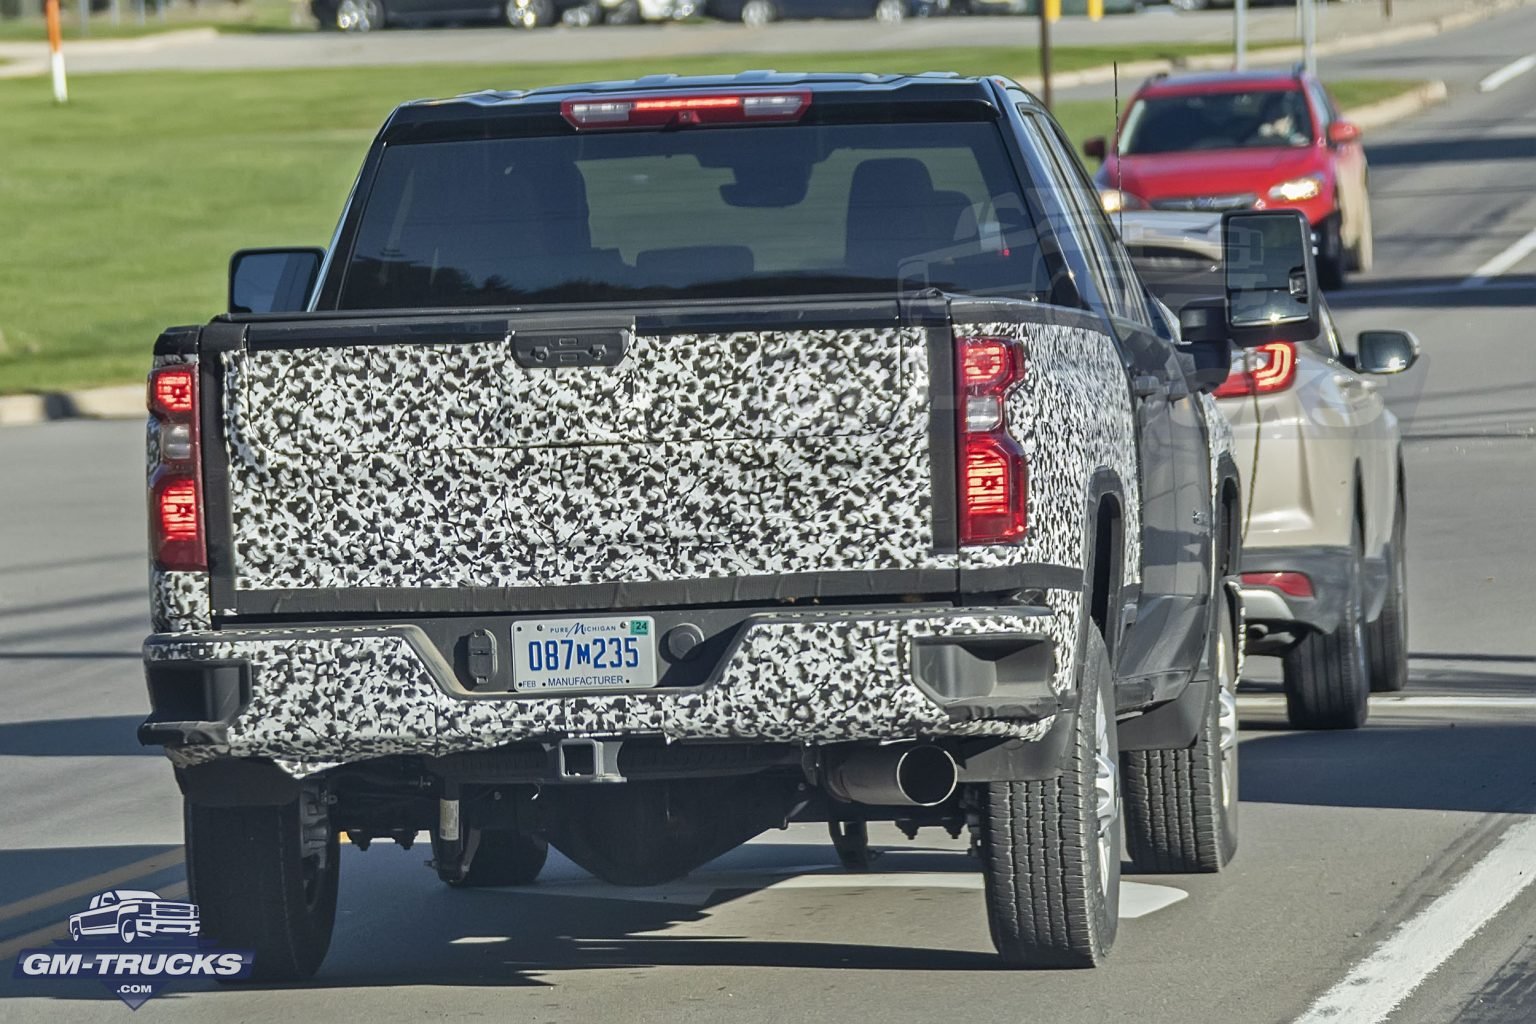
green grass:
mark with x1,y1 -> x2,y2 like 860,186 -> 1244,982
0,61 -> 1423,393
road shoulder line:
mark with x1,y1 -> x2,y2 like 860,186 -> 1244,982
1290,817 -> 1536,1024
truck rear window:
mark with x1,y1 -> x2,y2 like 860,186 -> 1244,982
337,121 -> 1049,308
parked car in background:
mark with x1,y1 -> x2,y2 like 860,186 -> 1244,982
1084,68 -> 1372,289
708,0 -> 948,26
317,0 -> 692,30
316,0 -> 514,30
963,0 -> 1141,13
516,0 -> 696,26
1120,210 -> 1418,729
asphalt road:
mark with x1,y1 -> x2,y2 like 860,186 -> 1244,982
0,10 -> 1533,1022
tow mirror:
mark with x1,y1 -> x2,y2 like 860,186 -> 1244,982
1355,329 -> 1420,374
1082,136 -> 1107,162
229,247 -> 323,315
1221,209 -> 1321,346
1177,297 -> 1235,393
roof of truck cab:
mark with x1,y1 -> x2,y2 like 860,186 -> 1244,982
397,71 -> 1033,112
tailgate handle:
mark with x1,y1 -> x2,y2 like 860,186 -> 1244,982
511,328 -> 630,369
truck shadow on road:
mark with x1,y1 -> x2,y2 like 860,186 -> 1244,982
1237,718 -> 1536,814
0,715 -> 150,757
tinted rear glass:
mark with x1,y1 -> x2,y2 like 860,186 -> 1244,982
337,121 -> 1050,309
1119,89 -> 1315,155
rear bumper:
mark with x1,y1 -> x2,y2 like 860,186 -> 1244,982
141,602 -> 1079,778
1239,544 -> 1353,646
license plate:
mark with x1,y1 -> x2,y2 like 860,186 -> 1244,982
511,616 -> 657,692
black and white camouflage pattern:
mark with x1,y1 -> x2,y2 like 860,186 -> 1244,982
221,328 -> 949,593
952,320 -> 1143,588
148,312 -> 1171,778
147,352 -> 212,634
148,605 -> 1070,778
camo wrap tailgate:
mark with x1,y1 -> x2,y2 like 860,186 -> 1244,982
220,326 -> 943,594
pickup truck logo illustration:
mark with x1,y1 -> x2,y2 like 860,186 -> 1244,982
67,889 -> 200,945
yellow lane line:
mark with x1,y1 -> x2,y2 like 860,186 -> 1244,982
0,849 -> 184,929
0,881 -> 189,962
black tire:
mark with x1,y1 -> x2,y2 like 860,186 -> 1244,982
829,820 -> 875,871
443,829 -> 548,887
978,624 -> 1120,968
1317,215 -> 1346,290
185,800 -> 339,982
505,0 -> 554,25
738,0 -> 774,25
1367,488 -> 1409,693
604,0 -> 641,23
1122,597 -> 1239,873
334,0 -> 384,29
1283,518 -> 1370,729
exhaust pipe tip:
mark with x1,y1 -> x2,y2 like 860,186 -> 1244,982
826,745 -> 958,807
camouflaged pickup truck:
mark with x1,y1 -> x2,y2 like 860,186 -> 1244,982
139,72 -> 1250,980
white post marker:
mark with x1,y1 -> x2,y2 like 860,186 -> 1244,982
44,0 -> 67,104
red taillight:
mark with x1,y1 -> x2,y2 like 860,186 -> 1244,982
1214,341 -> 1297,398
561,91 -> 810,131
1241,571 -> 1314,599
156,478 -> 200,542
149,367 -> 196,416
147,365 -> 206,573
957,335 -> 1027,546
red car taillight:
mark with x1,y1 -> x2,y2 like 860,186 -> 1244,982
1214,341 -> 1297,398
147,366 -> 206,572
1241,571 -> 1314,599
957,335 -> 1027,545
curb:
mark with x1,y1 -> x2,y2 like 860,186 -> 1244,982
0,385 -> 143,426
0,27 -> 218,80
1017,0 -> 1526,91
1344,78 -> 1449,130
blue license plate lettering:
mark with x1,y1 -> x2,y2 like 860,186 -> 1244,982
511,616 -> 657,691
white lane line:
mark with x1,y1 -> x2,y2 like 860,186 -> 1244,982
1478,54 -> 1536,93
1462,226 -> 1536,287
1290,817 -> 1536,1024
1240,696 -> 1536,709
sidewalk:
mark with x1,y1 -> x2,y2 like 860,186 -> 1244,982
0,0 -> 1519,77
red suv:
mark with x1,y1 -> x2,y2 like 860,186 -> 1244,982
1083,68 -> 1371,288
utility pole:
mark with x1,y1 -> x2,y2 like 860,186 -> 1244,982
1039,0 -> 1059,110
1233,0 -> 1248,70
1301,0 -> 1317,75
